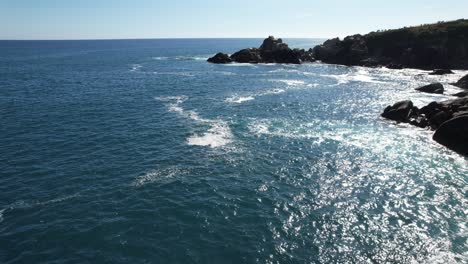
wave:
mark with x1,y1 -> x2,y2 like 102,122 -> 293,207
152,56 -> 169,60
130,64 -> 142,72
155,96 -> 233,148
276,79 -> 306,86
132,167 -> 185,187
174,55 -> 209,61
225,95 -> 255,104
187,121 -> 233,147
153,71 -> 196,77
321,69 -> 386,85
0,194 -> 80,222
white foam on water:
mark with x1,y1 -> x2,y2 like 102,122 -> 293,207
130,64 -> 142,72
0,209 -> 4,223
132,167 -> 184,187
152,56 -> 169,60
155,96 -> 233,148
153,71 -> 195,77
223,63 -> 258,68
225,96 -> 255,104
187,121 -> 233,148
322,68 -> 386,84
276,80 -> 306,86
261,88 -> 286,95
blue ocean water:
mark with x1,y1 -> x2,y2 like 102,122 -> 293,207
0,39 -> 467,263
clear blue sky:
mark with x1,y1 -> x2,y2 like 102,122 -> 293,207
1,0 -> 467,40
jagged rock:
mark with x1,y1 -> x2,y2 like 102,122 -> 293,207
230,49 -> 261,63
381,100 -> 415,122
209,36 -> 315,65
452,74 -> 468,89
429,69 -> 454,75
415,83 -> 444,94
433,116 -> 468,155
260,36 -> 289,51
207,53 -> 232,64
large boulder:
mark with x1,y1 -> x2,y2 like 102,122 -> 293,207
230,49 -> 262,63
381,100 -> 415,122
433,116 -> 468,155
415,83 -> 444,94
207,53 -> 232,64
452,74 -> 468,89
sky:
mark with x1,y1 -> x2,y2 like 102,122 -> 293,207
0,0 -> 467,40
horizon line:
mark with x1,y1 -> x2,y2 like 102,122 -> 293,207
0,37 -> 330,41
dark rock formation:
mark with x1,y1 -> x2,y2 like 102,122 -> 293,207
415,83 -> 444,94
381,100 -> 415,122
230,49 -> 262,63
382,96 -> 468,155
429,69 -> 454,75
207,53 -> 232,64
208,36 -> 315,64
312,19 -> 468,70
433,116 -> 468,155
452,74 -> 468,89
452,91 -> 468,97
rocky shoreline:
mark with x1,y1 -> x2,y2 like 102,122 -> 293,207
207,20 -> 468,156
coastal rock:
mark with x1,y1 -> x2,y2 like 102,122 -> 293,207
230,49 -> 262,63
415,83 -> 444,94
260,36 -> 289,51
452,74 -> 468,89
381,100 -> 415,122
209,36 -> 315,64
311,19 -> 468,70
429,69 -> 454,75
207,53 -> 232,64
433,116 -> 468,155
382,95 -> 468,155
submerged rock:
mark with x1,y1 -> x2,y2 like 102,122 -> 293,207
433,116 -> 468,155
429,69 -> 454,75
415,83 -> 444,94
207,53 -> 232,64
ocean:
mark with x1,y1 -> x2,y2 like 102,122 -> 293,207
0,39 -> 467,263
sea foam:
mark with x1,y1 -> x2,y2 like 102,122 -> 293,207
156,96 -> 233,148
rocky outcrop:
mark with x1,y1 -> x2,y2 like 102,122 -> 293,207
312,19 -> 468,70
415,83 -> 444,94
433,116 -> 468,155
452,74 -> 468,89
381,100 -> 416,122
208,36 -> 315,64
429,69 -> 454,75
207,53 -> 232,64
381,96 -> 468,155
